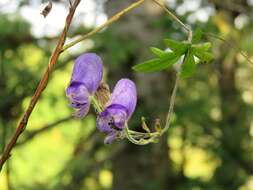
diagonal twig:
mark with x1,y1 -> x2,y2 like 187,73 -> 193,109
152,0 -> 190,34
0,0 -> 81,171
62,0 -> 145,51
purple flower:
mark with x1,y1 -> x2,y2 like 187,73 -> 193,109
97,79 -> 137,144
66,53 -> 103,118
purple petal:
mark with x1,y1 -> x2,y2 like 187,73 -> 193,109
96,104 -> 128,132
73,102 -> 90,118
66,82 -> 89,104
66,81 -> 90,118
96,79 -> 137,144
70,53 -> 103,94
96,110 -> 114,133
109,78 -> 137,118
104,132 -> 118,144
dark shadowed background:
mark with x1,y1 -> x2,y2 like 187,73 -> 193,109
0,0 -> 253,189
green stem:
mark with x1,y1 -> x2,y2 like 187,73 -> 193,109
90,96 -> 102,113
161,68 -> 180,135
161,30 -> 192,135
124,126 -> 150,145
124,125 -> 160,145
128,129 -> 159,138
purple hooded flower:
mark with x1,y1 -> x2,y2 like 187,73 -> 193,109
66,53 -> 103,118
97,79 -> 137,144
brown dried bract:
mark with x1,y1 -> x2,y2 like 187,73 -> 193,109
40,1 -> 52,18
95,82 -> 111,109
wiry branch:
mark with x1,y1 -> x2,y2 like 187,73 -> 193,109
0,0 -> 81,171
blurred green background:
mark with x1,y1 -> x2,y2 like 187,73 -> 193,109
0,0 -> 253,189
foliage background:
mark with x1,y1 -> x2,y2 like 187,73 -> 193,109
0,0 -> 253,189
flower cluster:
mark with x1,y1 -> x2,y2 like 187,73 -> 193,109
66,53 -> 137,144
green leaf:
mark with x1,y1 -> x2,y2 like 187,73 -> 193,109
133,53 -> 180,72
150,47 -> 166,57
181,51 -> 196,77
164,39 -> 190,55
194,51 -> 213,62
192,42 -> 211,52
191,42 -> 213,62
192,28 -> 203,43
